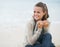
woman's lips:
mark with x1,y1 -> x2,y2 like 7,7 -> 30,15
34,16 -> 38,20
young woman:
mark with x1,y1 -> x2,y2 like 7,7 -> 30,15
25,2 -> 55,47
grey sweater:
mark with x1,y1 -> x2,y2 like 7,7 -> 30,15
25,18 -> 49,45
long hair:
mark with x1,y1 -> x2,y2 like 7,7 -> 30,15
35,2 -> 49,20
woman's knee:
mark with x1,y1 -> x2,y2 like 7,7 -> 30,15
44,33 -> 52,40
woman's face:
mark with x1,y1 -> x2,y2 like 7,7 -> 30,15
33,6 -> 46,21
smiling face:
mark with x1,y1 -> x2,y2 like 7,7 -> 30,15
33,6 -> 46,21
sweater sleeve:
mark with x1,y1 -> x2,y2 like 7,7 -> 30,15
44,21 -> 50,32
26,22 -> 42,45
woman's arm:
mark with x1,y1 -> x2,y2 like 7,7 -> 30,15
26,22 -> 42,45
43,20 -> 50,32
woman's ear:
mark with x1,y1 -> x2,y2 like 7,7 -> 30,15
44,11 -> 47,19
41,11 -> 47,20
43,11 -> 46,15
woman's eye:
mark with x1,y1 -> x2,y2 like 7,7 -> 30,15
34,11 -> 36,13
37,12 -> 40,13
34,11 -> 40,13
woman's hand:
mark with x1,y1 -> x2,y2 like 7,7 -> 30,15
37,20 -> 50,29
43,20 -> 50,28
37,21 -> 43,29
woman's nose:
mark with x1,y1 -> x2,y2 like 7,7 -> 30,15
34,13 -> 38,16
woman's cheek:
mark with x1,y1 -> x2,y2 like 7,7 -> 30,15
37,15 -> 41,20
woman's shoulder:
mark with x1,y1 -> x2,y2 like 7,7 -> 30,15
27,18 -> 35,25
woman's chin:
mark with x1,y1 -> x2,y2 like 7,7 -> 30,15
34,18 -> 39,21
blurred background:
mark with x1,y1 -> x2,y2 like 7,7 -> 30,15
0,0 -> 60,47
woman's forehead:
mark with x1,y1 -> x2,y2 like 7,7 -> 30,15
34,6 -> 43,11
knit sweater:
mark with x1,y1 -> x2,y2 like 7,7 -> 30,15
25,18 -> 49,45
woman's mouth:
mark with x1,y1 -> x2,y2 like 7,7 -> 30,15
34,16 -> 38,20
